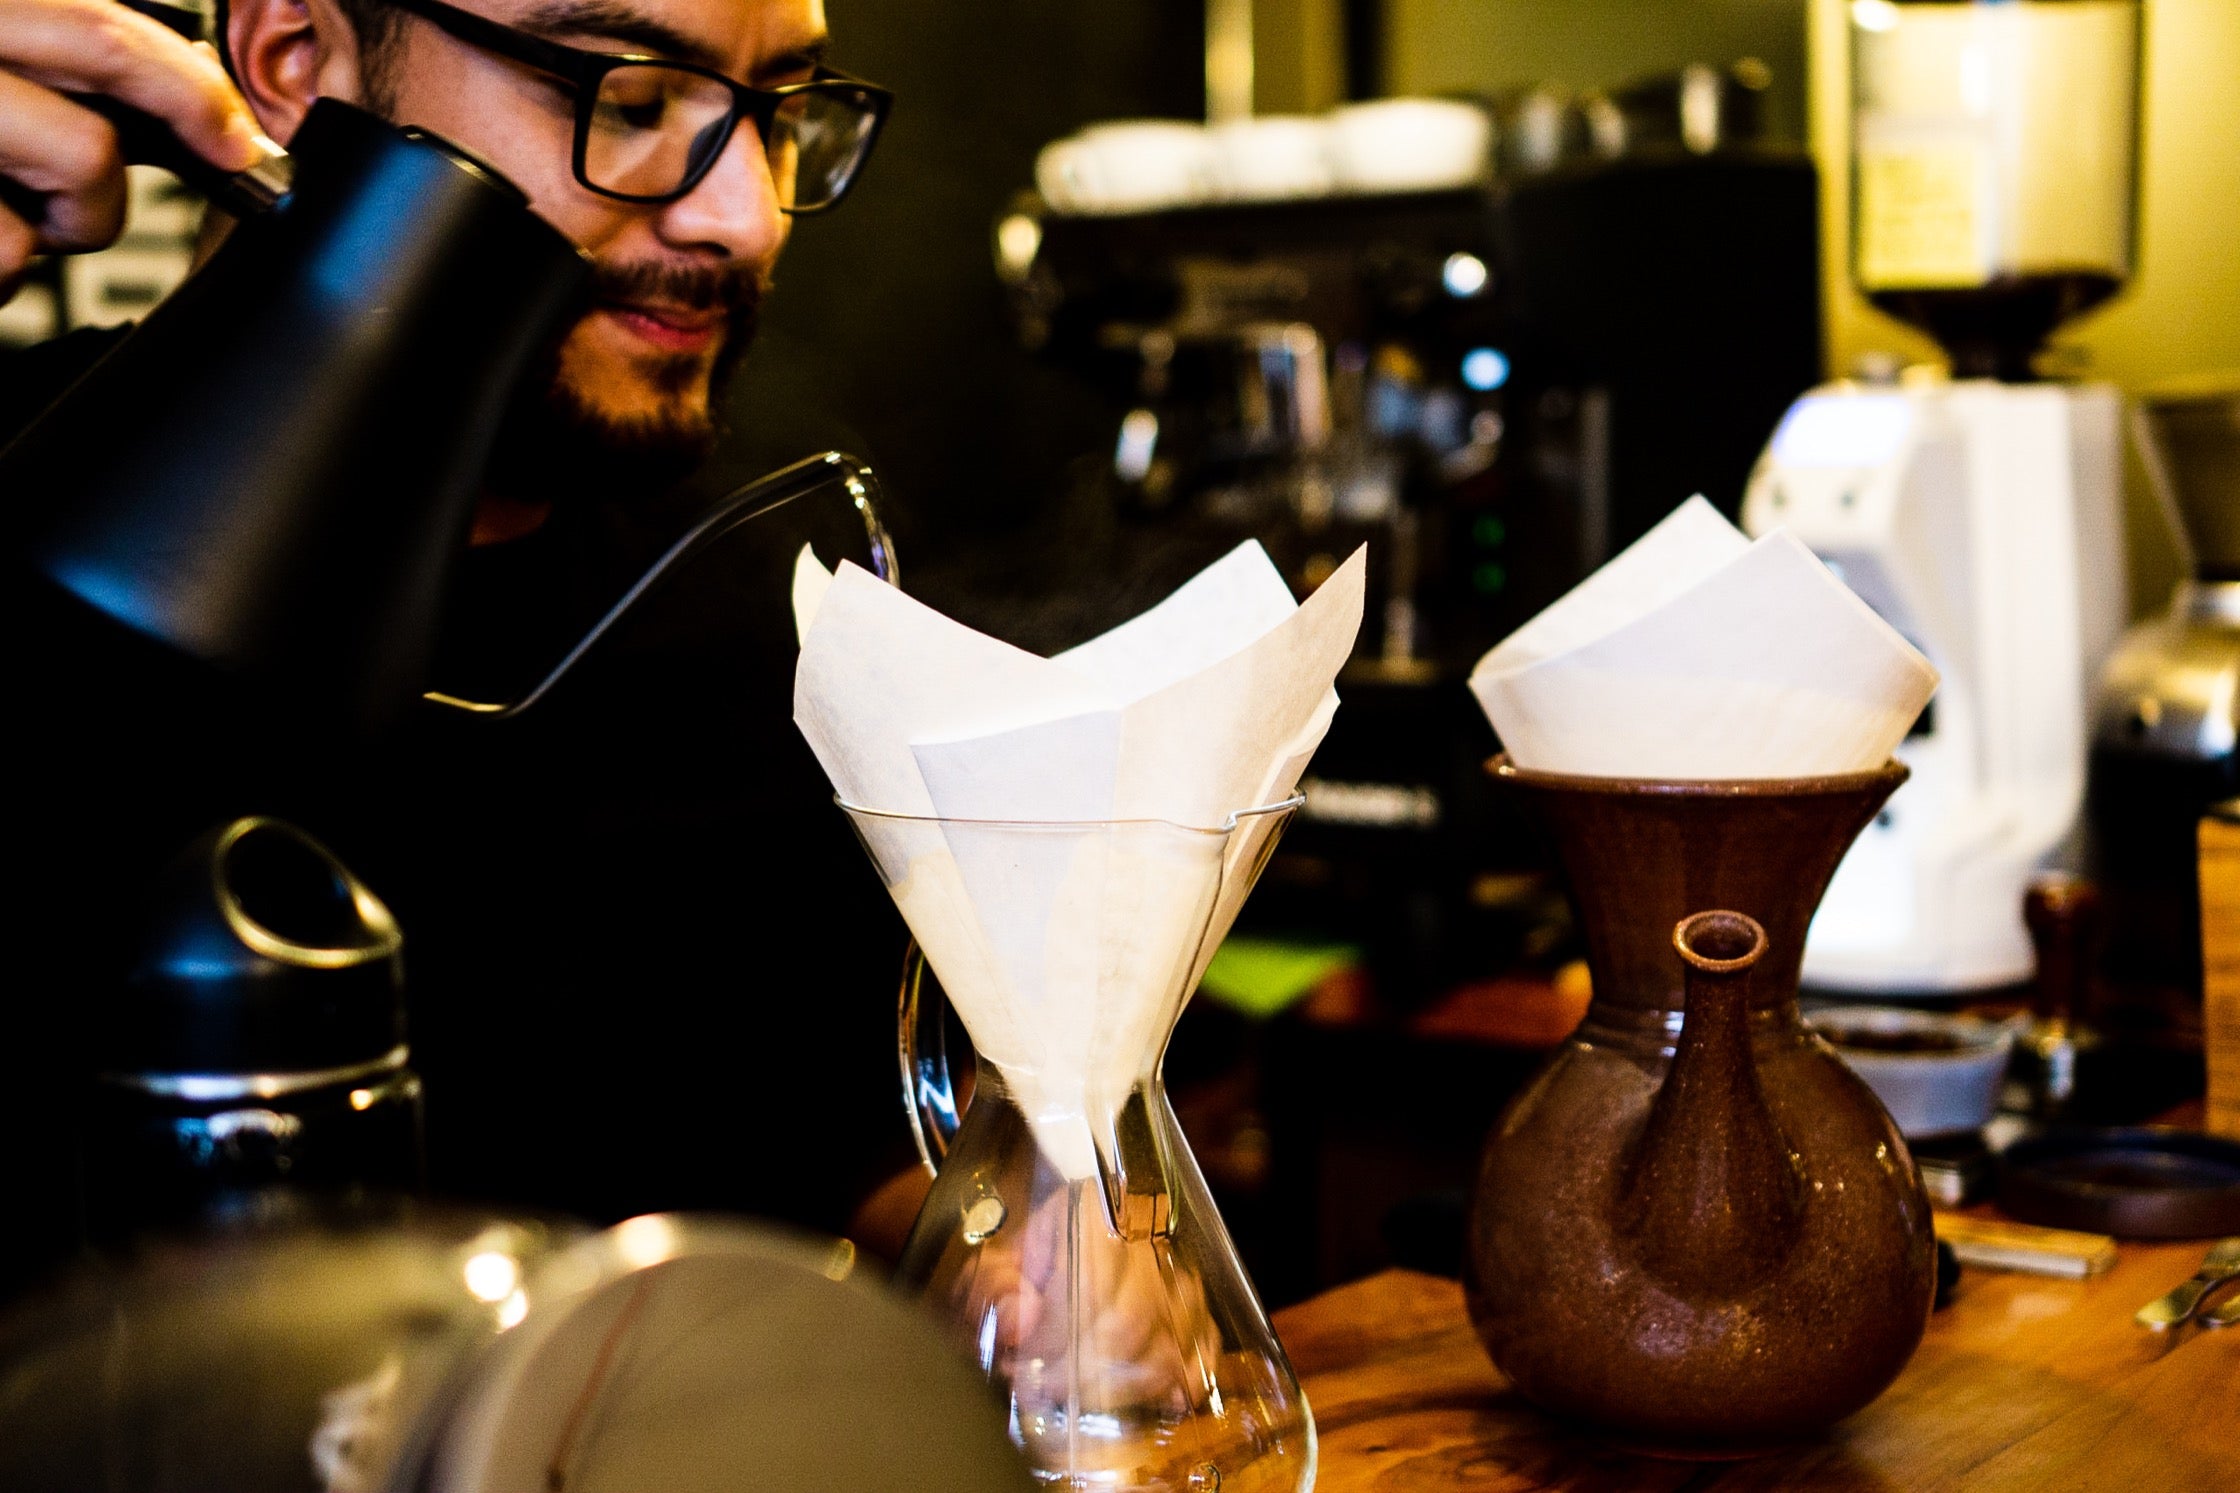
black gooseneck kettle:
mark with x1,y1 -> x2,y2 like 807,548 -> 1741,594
0,93 -> 893,731
2,96 -> 590,730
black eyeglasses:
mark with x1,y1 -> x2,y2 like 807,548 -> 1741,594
378,0 -> 891,211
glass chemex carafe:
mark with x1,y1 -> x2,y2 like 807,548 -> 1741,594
840,797 -> 1315,1492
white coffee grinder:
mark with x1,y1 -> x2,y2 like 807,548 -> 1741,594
1741,0 -> 2141,994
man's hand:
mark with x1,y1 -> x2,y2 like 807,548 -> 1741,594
0,0 -> 265,297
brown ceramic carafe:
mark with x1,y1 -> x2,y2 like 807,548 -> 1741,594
1464,756 -> 1935,1453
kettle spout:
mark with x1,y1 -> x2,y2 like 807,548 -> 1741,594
1618,910 -> 1805,1295
422,452 -> 894,719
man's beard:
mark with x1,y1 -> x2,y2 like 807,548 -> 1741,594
481,257 -> 764,511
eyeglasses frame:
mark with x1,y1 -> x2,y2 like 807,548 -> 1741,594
377,0 -> 893,212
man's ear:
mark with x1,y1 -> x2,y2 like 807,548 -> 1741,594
226,0 -> 367,143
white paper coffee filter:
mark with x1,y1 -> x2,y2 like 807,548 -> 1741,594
1050,540 -> 1300,694
799,541 -> 1365,1178
1470,498 -> 1937,778
796,560 -> 1108,818
862,816 -> 1223,1180
905,566 -> 1354,1021
1482,496 -> 1747,671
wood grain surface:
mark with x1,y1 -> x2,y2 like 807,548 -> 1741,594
1272,1242 -> 2240,1491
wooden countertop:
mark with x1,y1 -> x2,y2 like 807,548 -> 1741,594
1272,1240 -> 2240,1491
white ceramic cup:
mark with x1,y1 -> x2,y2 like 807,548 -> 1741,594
1328,98 -> 1493,193
1057,120 -> 1216,214
1209,115 -> 1336,201
1034,136 -> 1096,214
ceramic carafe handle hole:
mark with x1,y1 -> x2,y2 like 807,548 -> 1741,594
1673,910 -> 1768,973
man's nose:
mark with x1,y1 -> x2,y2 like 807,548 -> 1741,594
656,118 -> 789,262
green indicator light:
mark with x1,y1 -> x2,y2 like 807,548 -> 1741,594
1471,515 -> 1507,547
1472,563 -> 1508,594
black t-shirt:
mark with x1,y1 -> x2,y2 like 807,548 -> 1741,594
0,323 -> 912,1280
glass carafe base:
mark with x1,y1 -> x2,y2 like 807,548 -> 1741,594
897,1072 -> 1315,1493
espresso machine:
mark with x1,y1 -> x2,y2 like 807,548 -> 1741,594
1742,0 -> 2139,996
1008,78 -> 1820,672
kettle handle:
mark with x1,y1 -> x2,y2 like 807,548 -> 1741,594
898,941 -> 962,1175
423,450 -> 897,719
5,4 -> 297,220
0,88 -> 291,225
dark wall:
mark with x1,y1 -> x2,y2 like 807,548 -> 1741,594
717,1 -> 1206,555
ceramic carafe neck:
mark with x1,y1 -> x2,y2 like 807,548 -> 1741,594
1488,758 -> 1907,1016
1619,911 -> 1803,1293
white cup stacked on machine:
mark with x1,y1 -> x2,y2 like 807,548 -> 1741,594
1035,96 -> 1493,215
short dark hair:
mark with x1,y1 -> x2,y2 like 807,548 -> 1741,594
211,0 -> 408,114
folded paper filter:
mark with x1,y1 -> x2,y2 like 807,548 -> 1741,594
793,543 -> 1365,1179
1469,496 -> 1938,778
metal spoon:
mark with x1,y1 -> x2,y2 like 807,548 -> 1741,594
2135,1237 -> 2240,1328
